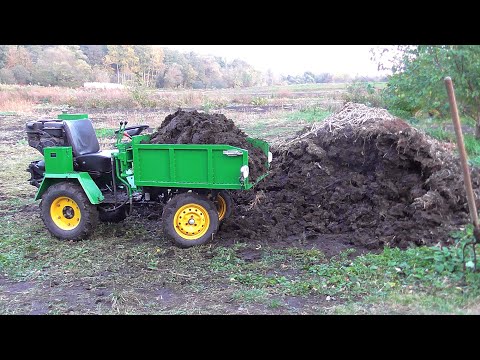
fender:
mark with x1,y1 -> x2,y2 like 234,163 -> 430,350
35,172 -> 104,204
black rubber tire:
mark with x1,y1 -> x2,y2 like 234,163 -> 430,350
162,192 -> 219,248
216,190 -> 234,222
98,205 -> 128,223
40,181 -> 99,241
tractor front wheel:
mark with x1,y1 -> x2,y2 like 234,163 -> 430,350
162,192 -> 219,248
40,181 -> 99,241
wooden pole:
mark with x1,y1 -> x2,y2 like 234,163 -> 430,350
444,76 -> 479,229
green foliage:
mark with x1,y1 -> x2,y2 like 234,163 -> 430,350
463,134 -> 480,157
422,124 -> 480,166
95,128 -> 115,139
201,100 -> 215,113
425,127 -> 455,142
128,84 -> 156,108
251,96 -> 268,106
343,81 -> 385,107
80,45 -> 108,66
232,288 -> 268,303
0,68 -> 15,84
0,45 -> 8,68
32,46 -> 92,87
207,239 -> 480,304
447,225 -> 480,273
286,106 -> 331,123
11,65 -> 32,85
377,46 -> 480,135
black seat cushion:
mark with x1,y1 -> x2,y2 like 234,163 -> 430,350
75,150 -> 116,173
63,120 -> 100,156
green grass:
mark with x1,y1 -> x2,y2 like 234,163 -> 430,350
232,288 -> 269,303
286,106 -> 331,123
424,127 -> 455,142
205,233 -> 480,313
464,134 -> 480,156
95,128 -> 115,139
0,214 -> 51,279
414,116 -> 480,167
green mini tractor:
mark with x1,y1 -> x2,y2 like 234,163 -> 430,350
26,113 -> 271,247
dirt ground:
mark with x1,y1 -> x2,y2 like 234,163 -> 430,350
1,103 -> 478,314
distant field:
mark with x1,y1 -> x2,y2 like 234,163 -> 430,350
0,82 -> 365,114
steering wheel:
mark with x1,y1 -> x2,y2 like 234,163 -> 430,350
114,125 -> 149,137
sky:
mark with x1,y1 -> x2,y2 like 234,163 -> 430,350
158,45 -> 392,77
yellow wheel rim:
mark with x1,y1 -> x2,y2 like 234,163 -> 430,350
50,196 -> 81,231
173,203 -> 210,240
217,194 -> 227,221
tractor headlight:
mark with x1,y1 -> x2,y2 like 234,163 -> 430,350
240,165 -> 249,179
268,151 -> 273,163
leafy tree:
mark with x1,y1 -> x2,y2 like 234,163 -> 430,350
133,45 -> 153,85
0,45 -> 265,90
133,45 -> 165,87
224,59 -> 260,88
303,71 -> 315,83
0,68 -> 15,84
164,63 -> 183,88
315,72 -> 333,83
91,65 -> 112,82
104,45 -> 122,83
182,64 -> 198,88
265,69 -> 275,86
104,45 -> 139,84
22,45 -> 49,62
0,45 -> 9,68
375,45 -> 480,138
32,46 -> 92,87
6,46 -> 33,69
80,45 -> 108,66
11,65 -> 32,84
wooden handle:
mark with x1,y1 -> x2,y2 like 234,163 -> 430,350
445,76 -> 479,229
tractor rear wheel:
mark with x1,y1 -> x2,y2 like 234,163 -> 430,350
215,190 -> 234,222
162,192 -> 219,248
40,181 -> 99,241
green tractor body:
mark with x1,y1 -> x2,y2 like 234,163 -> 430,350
26,113 -> 271,247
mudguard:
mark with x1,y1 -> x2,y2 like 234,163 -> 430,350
34,172 -> 104,204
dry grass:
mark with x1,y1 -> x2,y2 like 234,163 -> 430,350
0,83 -> 349,114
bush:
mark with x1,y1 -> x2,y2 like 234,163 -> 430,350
0,68 -> 15,84
343,82 -> 385,108
11,65 -> 32,85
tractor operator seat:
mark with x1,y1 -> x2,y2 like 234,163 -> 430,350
62,120 -> 115,174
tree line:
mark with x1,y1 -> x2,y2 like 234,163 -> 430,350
0,45 -> 266,89
0,45 -> 386,89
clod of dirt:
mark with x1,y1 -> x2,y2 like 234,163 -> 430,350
150,109 -> 267,180
222,102 -> 480,250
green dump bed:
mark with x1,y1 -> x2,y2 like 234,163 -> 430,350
131,136 -> 270,190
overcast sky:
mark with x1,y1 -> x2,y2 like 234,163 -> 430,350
158,45 -> 391,77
